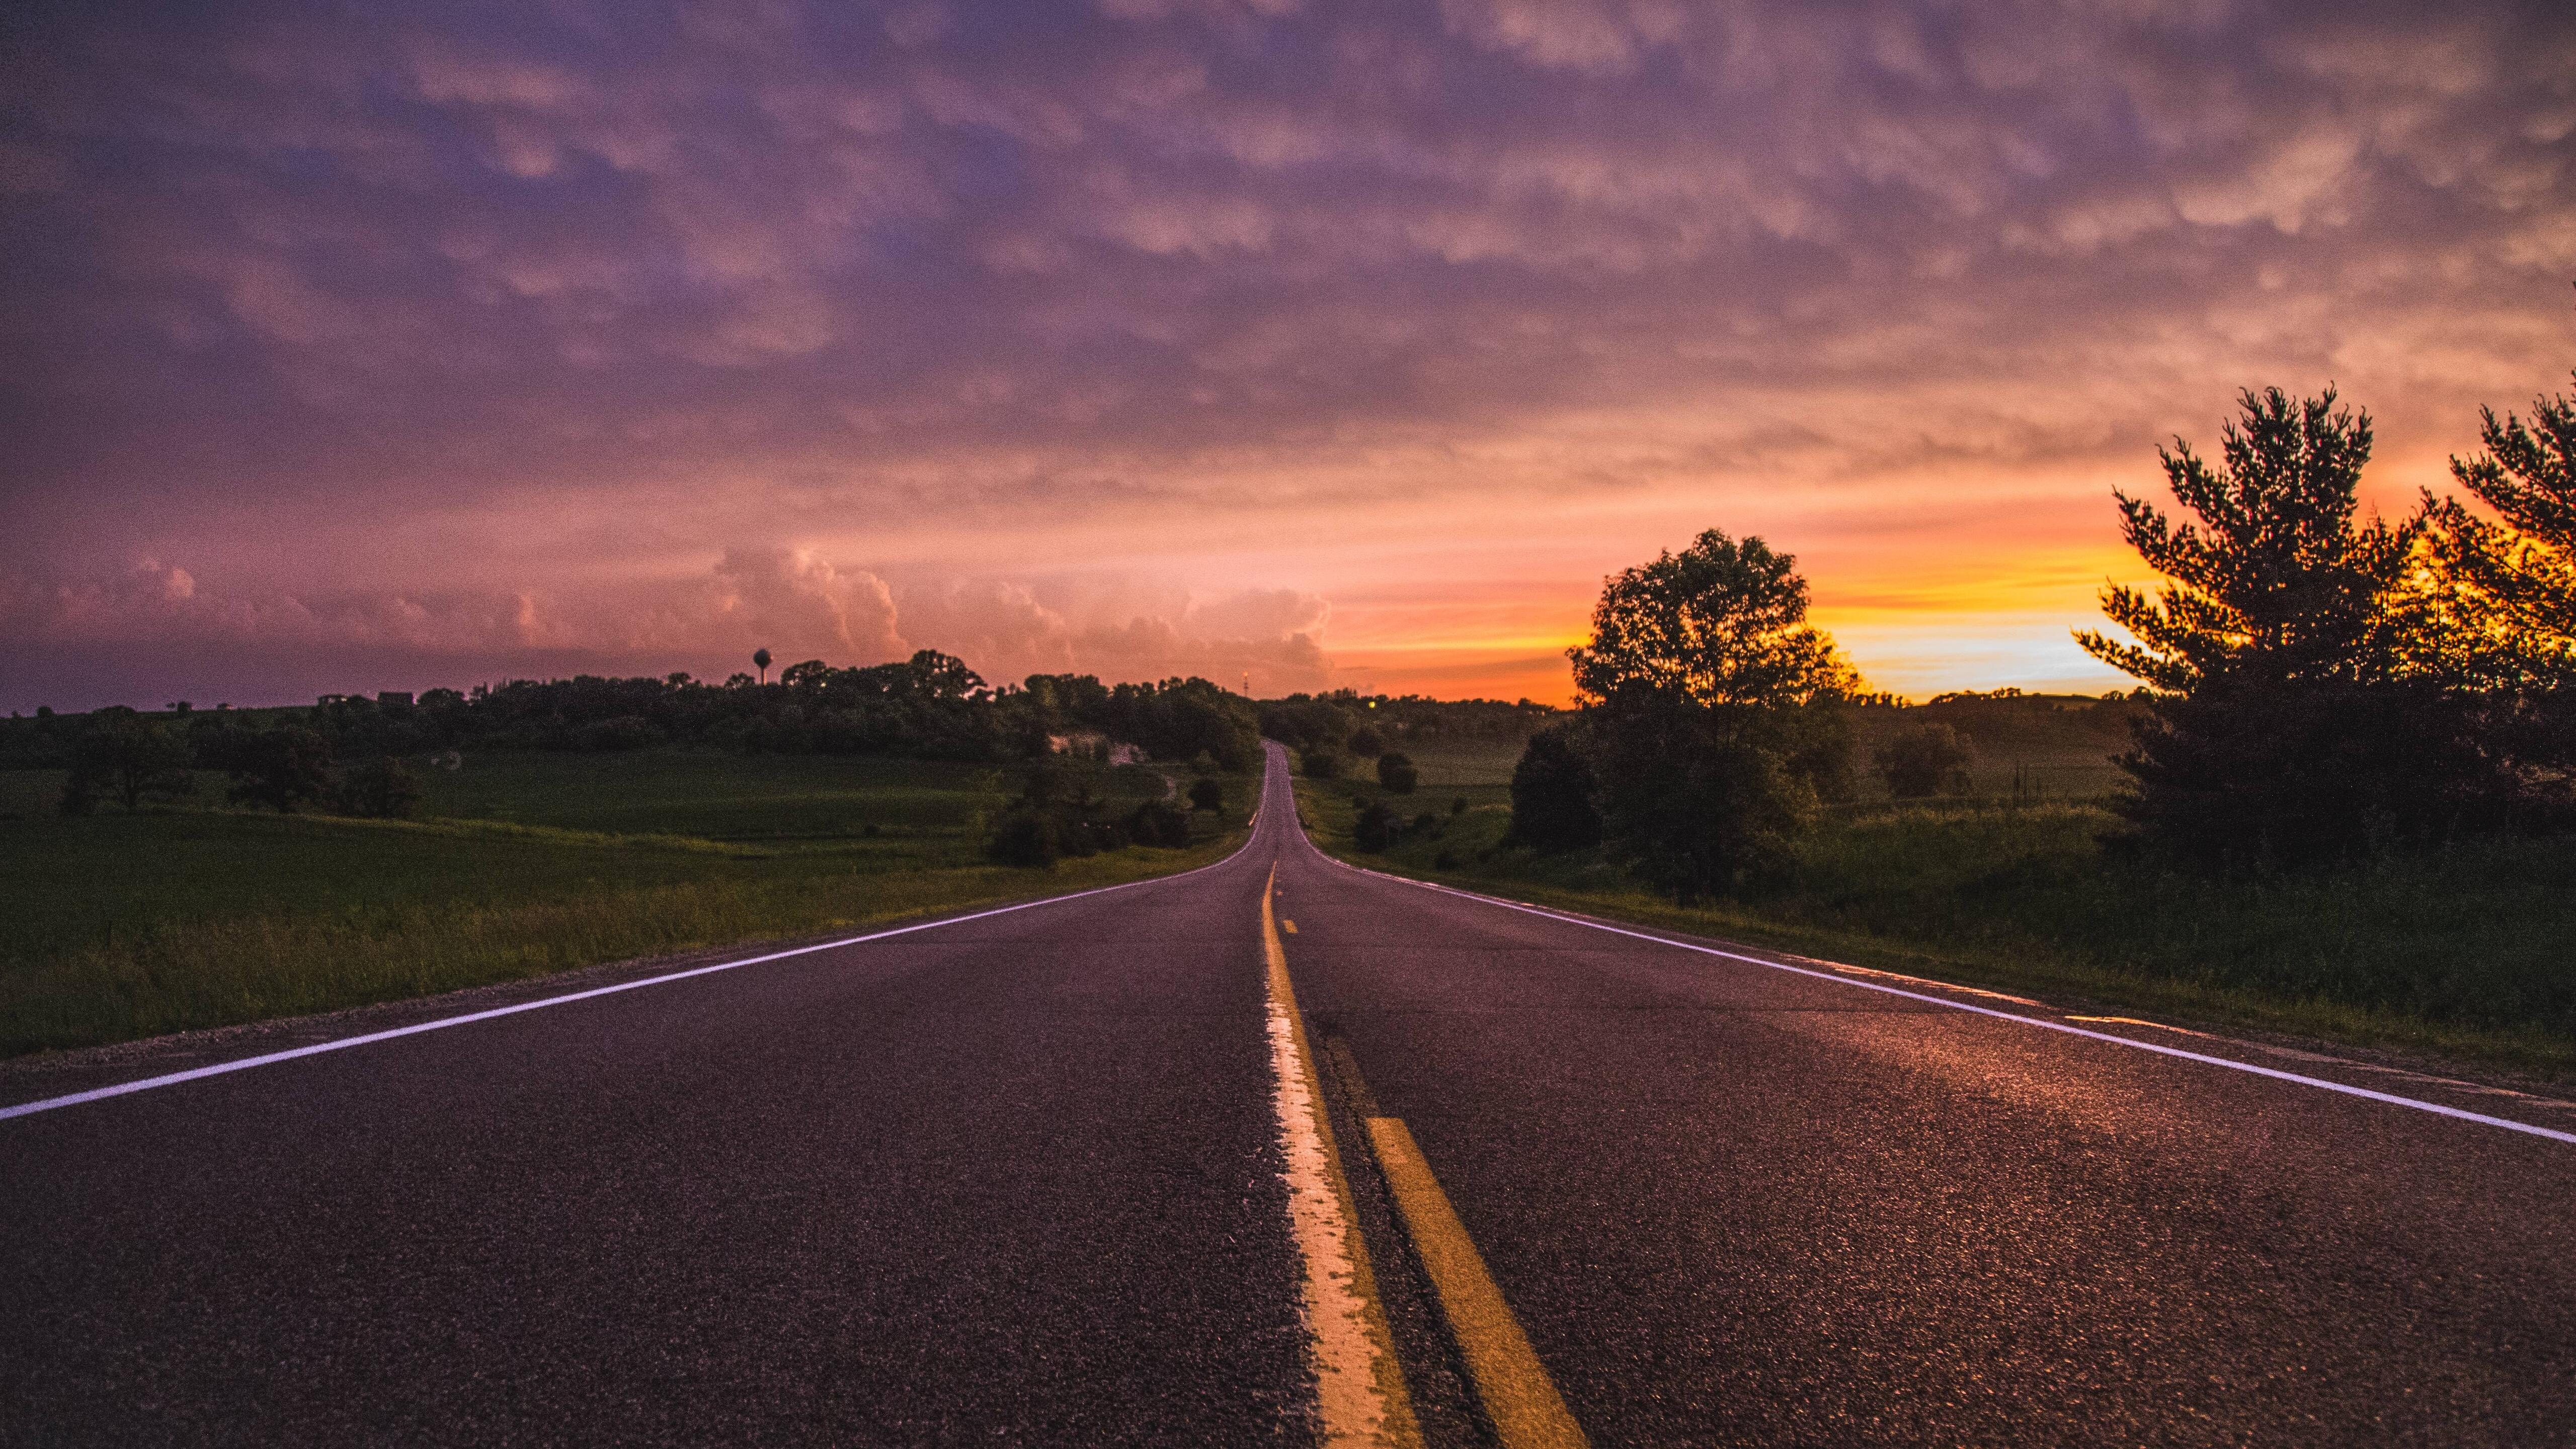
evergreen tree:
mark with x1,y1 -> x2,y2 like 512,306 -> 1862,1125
2420,370 -> 2576,689
2079,388 -> 2521,866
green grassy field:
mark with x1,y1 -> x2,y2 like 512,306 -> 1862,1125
1305,730 -> 2576,1078
0,753 -> 1244,1058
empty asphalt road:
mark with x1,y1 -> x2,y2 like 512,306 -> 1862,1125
7,743 -> 2574,1445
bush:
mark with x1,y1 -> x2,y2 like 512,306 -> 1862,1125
1505,723 -> 1601,852
1301,748 -> 1344,780
1346,725 -> 1385,758
1126,799 -> 1194,848
227,728 -> 337,814
1188,777 -> 1225,813
986,806 -> 1062,867
1878,723 -> 1975,799
1353,800 -> 1399,852
1376,752 -> 1418,794
340,757 -> 422,819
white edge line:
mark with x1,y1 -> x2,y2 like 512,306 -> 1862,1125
3,829 -> 1264,1125
1316,853 -> 2576,1148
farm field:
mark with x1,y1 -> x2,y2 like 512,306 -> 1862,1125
1303,712 -> 2576,1078
0,752 -> 1245,1058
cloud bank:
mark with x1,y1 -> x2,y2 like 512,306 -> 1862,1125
4,0 -> 2572,708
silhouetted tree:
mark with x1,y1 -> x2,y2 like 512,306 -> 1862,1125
1878,723 -> 1975,799
1566,529 -> 1861,897
60,708 -> 194,815
2419,370 -> 2576,690
227,728 -> 337,813
2079,387 -> 2522,865
1375,751 -> 1418,794
2078,388 -> 2411,692
1570,529 -> 1858,709
1505,722 -> 1601,852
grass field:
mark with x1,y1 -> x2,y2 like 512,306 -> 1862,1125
0,753 -> 1245,1058
1305,729 -> 2576,1079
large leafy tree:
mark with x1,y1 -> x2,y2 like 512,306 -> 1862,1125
1546,529 -> 1860,900
1570,529 -> 1858,708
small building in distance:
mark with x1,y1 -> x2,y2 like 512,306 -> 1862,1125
378,691 -> 414,708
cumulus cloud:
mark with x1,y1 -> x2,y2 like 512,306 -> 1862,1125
0,552 -> 1337,708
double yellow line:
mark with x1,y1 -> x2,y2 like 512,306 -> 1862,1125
1263,868 -> 1588,1449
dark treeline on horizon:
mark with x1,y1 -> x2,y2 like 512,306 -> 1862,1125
0,643 -> 1570,828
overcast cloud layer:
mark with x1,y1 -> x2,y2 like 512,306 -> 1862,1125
5,0 -> 2573,709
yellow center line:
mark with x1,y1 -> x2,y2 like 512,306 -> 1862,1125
2064,1014 -> 2219,1038
1263,867 -> 1419,1447
1283,919 -> 1298,933
1363,1117 -> 1590,1449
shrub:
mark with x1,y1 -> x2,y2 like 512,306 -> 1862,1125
1353,800 -> 1398,852
1505,723 -> 1601,852
1878,723 -> 1975,799
1346,725 -> 1385,758
1376,751 -> 1418,794
340,756 -> 422,819
227,728 -> 337,814
1301,747 -> 1344,780
986,806 -> 1061,867
1126,798 -> 1194,848
1188,777 -> 1225,812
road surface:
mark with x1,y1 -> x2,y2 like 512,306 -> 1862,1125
6,743 -> 2573,1445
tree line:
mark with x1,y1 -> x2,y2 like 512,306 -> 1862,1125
12,651 -> 1266,821
1507,366 -> 2576,895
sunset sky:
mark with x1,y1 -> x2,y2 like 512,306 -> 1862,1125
5,0 -> 2573,712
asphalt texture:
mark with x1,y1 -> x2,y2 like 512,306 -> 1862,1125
9,742 -> 2576,1445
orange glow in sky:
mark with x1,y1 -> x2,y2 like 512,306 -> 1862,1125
5,2 -> 2570,710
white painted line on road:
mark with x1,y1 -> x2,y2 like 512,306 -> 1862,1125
2,845 -> 1260,1125
1264,866 -> 1419,1446
1324,858 -> 2576,1148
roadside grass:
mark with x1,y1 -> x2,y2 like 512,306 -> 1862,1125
1298,749 -> 2576,1081
0,753 -> 1244,1058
